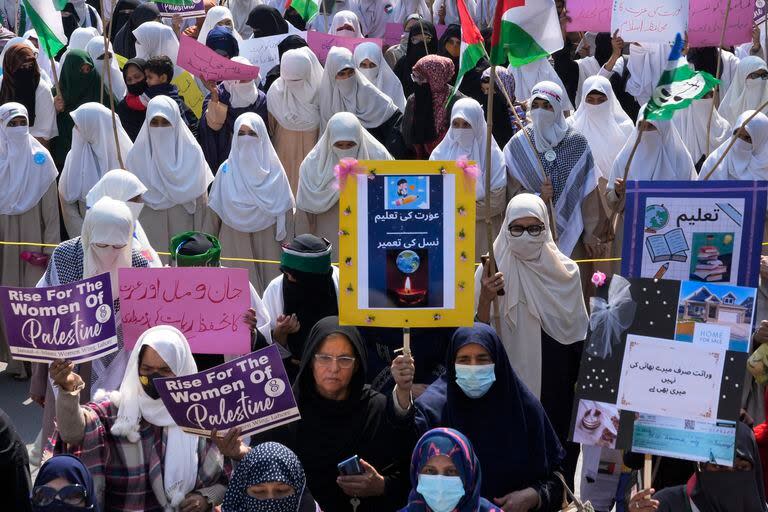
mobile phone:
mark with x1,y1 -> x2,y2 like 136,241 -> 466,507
337,455 -> 364,476
480,254 -> 505,296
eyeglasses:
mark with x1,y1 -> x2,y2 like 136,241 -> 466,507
314,354 -> 356,369
31,484 -> 90,508
508,224 -> 546,237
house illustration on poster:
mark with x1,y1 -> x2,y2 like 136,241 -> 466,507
680,286 -> 752,324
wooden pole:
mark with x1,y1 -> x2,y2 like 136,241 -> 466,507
417,18 -> 430,56
643,454 -> 653,489
45,41 -> 61,98
702,98 -> 768,180
484,65 -> 502,334
14,0 -> 21,35
402,327 -> 411,357
100,6 -> 108,105
102,0 -> 124,168
705,0 -> 731,155
608,125 -> 644,226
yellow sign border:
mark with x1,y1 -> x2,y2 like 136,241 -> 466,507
338,160 -> 476,328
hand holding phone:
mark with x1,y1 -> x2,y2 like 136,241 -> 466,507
337,455 -> 364,476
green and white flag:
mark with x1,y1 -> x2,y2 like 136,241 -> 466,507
287,0 -> 320,23
645,33 -> 719,121
490,0 -> 562,67
22,0 -> 67,57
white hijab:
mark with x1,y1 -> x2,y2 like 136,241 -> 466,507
509,59 -> 574,112
85,38 -> 127,100
430,97 -> 506,201
222,56 -> 261,108
59,102 -> 134,204
354,42 -> 406,112
330,9 -> 363,37
267,47 -> 323,132
625,42 -> 669,106
718,56 -> 768,126
110,325 -> 200,511
608,114 -> 696,186
672,96 -> 731,165
85,169 -> 162,268
0,103 -> 57,215
701,110 -> 768,181
66,27 -> 100,52
209,113 -> 295,238
126,95 -> 214,213
81,197 -> 134,299
568,75 -> 634,178
297,111 -> 393,213
197,6 -> 243,44
133,21 -> 180,64
529,81 -> 569,153
319,46 -> 398,129
388,0 -> 431,24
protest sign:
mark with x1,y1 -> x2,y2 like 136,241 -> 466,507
611,0 -> 689,43
566,0 -> 612,32
172,70 -> 204,117
382,22 -> 448,46
177,35 -> 260,81
156,345 -> 300,436
688,0 -> 754,47
0,273 -> 117,363
307,31 -> 383,63
338,160 -> 476,328
119,267 -> 251,354
239,32 -> 308,84
569,276 -> 754,466
621,180 -> 767,287
154,0 -> 205,18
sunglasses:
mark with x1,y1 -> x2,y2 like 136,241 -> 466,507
507,224 -> 546,237
31,484 -> 91,508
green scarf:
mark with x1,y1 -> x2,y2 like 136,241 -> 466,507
170,231 -> 222,267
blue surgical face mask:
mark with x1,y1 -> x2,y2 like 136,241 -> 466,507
416,474 -> 465,512
455,363 -> 496,398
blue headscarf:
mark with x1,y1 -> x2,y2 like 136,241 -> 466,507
400,428 -> 502,512
415,323 -> 565,499
222,442 -> 308,512
32,454 -> 98,512
206,26 -> 239,59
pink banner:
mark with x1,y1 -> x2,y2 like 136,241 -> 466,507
119,267 -> 251,354
177,34 -> 260,81
566,0 -> 612,32
382,22 -> 449,46
688,0 -> 755,47
307,31 -> 383,63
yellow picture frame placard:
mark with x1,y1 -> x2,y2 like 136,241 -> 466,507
338,160 -> 476,328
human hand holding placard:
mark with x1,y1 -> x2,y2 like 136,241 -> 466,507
176,34 -> 260,82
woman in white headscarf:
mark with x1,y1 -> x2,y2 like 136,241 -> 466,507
624,42 -> 669,106
51,325 -> 228,511
61,27 -> 100,61
508,59 -> 575,113
0,103 -> 59,380
319,47 -> 402,152
197,5 -> 243,44
387,0 -> 431,26
354,42 -> 406,111
85,37 -> 127,100
718,56 -> 768,125
206,113 -> 295,292
59,102 -> 133,237
85,169 -> 162,268
133,21 -> 183,76
267,47 -> 323,193
296,112 -> 393,258
430,98 -> 506,257
672,93 -> 731,168
126,95 -> 214,261
701,110 -> 768,181
329,9 -> 363,38
432,0 -> 476,25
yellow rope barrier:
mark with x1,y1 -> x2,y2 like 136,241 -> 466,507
1,240 -> 767,265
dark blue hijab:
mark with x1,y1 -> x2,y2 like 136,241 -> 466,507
400,428 -> 502,512
415,323 -> 565,498
33,454 -> 98,512
206,26 -> 240,58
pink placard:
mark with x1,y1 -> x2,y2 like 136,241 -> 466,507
566,0 -> 612,32
307,31 -> 383,63
688,0 -> 754,48
119,267 -> 251,354
382,22 -> 449,46
177,34 -> 260,81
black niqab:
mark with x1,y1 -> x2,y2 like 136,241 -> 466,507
247,5 -> 289,38
394,20 -> 437,98
113,3 -> 160,59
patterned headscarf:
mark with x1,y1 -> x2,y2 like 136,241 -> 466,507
412,55 -> 454,135
222,442 -> 307,512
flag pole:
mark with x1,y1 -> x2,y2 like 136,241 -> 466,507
102,0 -> 124,169
607,124 -> 644,230
702,99 -> 768,180
705,0 -> 731,155
14,0 -> 21,34
484,64 -> 502,334
99,4 -> 108,104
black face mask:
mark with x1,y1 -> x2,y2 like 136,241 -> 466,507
139,372 -> 163,400
126,80 -> 147,96
14,66 -> 36,82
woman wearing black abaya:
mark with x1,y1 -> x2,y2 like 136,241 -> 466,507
246,5 -> 289,38
109,0 -> 139,41
437,23 -> 484,101
251,317 -> 415,512
394,20 -> 437,99
0,408 -> 31,512
112,2 -> 160,59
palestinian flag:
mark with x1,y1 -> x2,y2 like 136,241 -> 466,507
490,0 -> 562,67
22,0 -> 67,57
286,0 -> 320,23
644,33 -> 719,121
452,0 -> 486,97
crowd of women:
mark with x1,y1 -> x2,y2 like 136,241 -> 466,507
1,0 -> 768,510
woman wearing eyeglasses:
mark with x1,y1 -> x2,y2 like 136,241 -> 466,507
31,454 -> 98,512
473,193 -> 588,488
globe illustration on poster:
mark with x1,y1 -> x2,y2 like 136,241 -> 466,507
396,250 -> 420,274
645,204 -> 669,231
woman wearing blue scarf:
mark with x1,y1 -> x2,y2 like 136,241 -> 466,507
399,428 -> 502,512
31,454 -> 98,512
413,323 -> 565,511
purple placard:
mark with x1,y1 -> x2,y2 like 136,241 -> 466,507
156,345 -> 301,437
0,273 -> 117,363
155,0 -> 205,19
